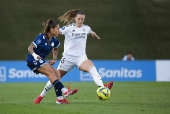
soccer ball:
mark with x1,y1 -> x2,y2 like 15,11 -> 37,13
96,87 -> 110,100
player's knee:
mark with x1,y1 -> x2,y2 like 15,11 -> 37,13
46,71 -> 55,77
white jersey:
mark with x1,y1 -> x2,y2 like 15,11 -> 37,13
59,23 -> 92,56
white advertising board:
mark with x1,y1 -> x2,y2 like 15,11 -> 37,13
156,60 -> 170,82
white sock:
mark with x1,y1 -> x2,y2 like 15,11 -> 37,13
40,80 -> 53,97
57,96 -> 64,100
89,66 -> 104,87
61,87 -> 68,94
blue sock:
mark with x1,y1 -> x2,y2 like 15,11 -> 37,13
53,79 -> 64,97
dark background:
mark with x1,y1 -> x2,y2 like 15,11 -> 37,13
0,0 -> 170,60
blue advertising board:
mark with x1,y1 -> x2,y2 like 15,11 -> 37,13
0,60 -> 156,83
78,61 -> 156,82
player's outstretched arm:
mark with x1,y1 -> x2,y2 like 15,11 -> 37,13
90,31 -> 101,39
28,44 -> 41,60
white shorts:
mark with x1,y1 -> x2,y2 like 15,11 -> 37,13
57,54 -> 88,71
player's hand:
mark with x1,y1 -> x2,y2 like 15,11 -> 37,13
49,60 -> 56,65
32,53 -> 41,61
37,55 -> 41,60
91,32 -> 101,39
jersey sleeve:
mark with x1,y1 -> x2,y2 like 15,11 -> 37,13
122,55 -> 127,61
87,26 -> 92,35
131,56 -> 135,61
32,34 -> 43,48
59,25 -> 70,35
54,38 -> 60,49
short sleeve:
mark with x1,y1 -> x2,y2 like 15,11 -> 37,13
32,34 -> 43,48
87,26 -> 92,35
59,25 -> 70,35
122,55 -> 127,61
54,38 -> 60,49
131,56 -> 135,61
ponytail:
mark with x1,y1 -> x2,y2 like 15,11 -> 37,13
58,9 -> 85,25
43,19 -> 58,44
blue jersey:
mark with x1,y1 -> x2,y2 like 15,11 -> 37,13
26,33 -> 60,61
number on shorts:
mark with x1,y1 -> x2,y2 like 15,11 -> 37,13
33,61 -> 37,65
61,58 -> 66,64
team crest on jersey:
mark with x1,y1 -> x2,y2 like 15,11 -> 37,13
61,27 -> 65,30
51,42 -> 54,47
36,39 -> 41,45
83,28 -> 85,31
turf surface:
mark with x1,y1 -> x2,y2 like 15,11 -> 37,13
0,82 -> 170,114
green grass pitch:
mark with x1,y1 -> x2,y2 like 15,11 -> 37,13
0,82 -> 170,114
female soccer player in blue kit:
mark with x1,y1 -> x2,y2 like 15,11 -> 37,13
34,9 -> 113,104
26,19 -> 78,104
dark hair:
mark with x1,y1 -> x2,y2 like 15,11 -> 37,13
43,19 -> 58,44
127,52 -> 133,55
58,9 -> 85,25
75,10 -> 85,17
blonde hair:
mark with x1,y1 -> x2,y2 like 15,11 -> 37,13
58,9 -> 85,25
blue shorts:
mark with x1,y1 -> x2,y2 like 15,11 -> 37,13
26,59 -> 47,74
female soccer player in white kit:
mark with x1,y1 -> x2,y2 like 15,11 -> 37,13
34,9 -> 113,104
